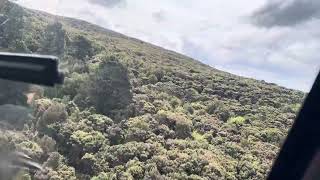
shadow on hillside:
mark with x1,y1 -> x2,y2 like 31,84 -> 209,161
76,57 -> 133,121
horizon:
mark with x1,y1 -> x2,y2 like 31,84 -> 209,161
14,0 -> 320,92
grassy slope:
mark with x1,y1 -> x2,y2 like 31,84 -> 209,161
0,2 -> 305,180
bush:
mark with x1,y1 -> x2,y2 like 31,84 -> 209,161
169,97 -> 181,109
125,116 -> 151,142
227,116 -> 246,129
91,172 -> 115,180
16,140 -> 43,158
148,74 -> 158,84
260,128 -> 284,143
37,102 -> 67,132
44,152 -> 64,170
206,102 -> 219,115
169,113 -> 192,139
79,153 -> 97,175
183,103 -> 194,114
41,102 -> 67,124
206,100 -> 232,121
70,130 -> 106,152
83,114 -> 114,132
223,142 -> 244,159
192,131 -> 206,142
126,159 -> 145,179
236,154 -> 264,180
38,135 -> 56,155
59,73 -> 88,99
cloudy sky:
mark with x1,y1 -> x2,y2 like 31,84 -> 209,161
15,0 -> 320,91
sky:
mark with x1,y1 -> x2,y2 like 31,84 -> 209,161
15,0 -> 320,92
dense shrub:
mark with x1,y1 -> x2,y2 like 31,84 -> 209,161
0,2 -> 305,179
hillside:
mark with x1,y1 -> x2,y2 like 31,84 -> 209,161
0,1 -> 305,180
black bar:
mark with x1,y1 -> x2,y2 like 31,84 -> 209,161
0,52 -> 64,86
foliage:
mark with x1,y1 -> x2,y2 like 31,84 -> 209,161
0,2 -> 306,179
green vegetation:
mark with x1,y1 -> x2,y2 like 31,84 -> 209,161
0,1 -> 305,179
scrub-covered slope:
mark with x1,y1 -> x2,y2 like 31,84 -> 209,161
0,1 -> 304,179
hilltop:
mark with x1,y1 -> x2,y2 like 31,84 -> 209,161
0,1 -> 304,179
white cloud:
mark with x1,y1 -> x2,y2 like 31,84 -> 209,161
16,0 -> 320,91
